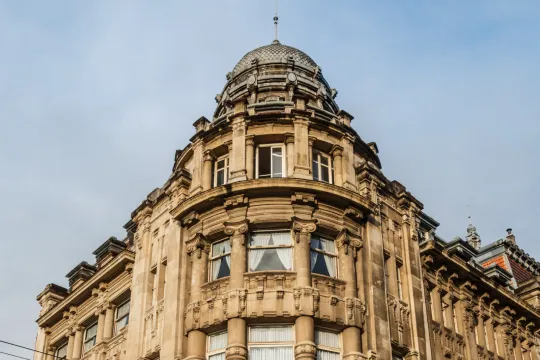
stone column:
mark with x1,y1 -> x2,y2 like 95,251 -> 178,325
202,150 -> 214,190
190,139 -> 204,195
103,305 -> 116,340
331,145 -> 343,186
229,116 -> 247,183
515,338 -> 524,360
185,234 -> 210,360
292,218 -> 317,360
485,319 -> 497,355
245,135 -> 255,180
95,311 -> 106,343
285,133 -> 295,177
477,314 -> 487,349
430,288 -> 444,360
224,220 -> 249,360
292,118 -> 312,180
71,327 -> 83,360
66,333 -> 75,360
341,134 -> 357,190
495,324 -> 507,359
337,229 -> 363,360
45,345 -> 54,360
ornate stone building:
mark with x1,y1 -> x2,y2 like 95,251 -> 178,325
34,39 -> 540,360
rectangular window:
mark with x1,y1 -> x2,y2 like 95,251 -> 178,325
310,236 -> 337,278
312,150 -> 333,184
248,325 -> 294,360
257,145 -> 285,178
214,156 -> 229,186
383,256 -> 390,295
115,299 -> 130,333
55,343 -> 68,360
83,322 -> 98,352
249,232 -> 292,272
210,239 -> 231,280
315,328 -> 340,360
396,265 -> 403,300
207,331 -> 227,360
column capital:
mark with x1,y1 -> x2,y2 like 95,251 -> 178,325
336,228 -> 363,255
331,144 -> 344,157
245,135 -> 255,146
224,220 -> 249,237
186,233 -> 210,259
285,132 -> 295,144
308,136 -> 317,147
292,217 -> 317,236
203,150 -> 215,162
225,344 -> 248,360
294,341 -> 316,360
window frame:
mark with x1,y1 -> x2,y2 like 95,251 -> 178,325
309,235 -> 338,278
209,238 -> 232,281
248,230 -> 294,272
396,264 -> 403,300
312,149 -> 333,184
213,155 -> 230,187
83,321 -> 98,353
247,324 -> 295,359
54,342 -> 68,360
114,299 -> 130,334
315,327 -> 341,360
207,330 -> 228,360
255,144 -> 286,179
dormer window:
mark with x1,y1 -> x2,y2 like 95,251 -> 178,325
214,156 -> 229,186
312,150 -> 333,184
256,145 -> 285,178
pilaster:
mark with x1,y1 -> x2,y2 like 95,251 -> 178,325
228,116 -> 247,183
292,118 -> 312,179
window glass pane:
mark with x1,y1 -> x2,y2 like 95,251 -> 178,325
212,240 -> 231,257
216,169 -> 225,186
320,155 -> 329,166
311,251 -> 337,277
315,329 -> 340,348
209,354 -> 226,360
317,350 -> 340,360
116,301 -> 130,319
56,344 -> 68,359
84,339 -> 95,352
312,159 -> 319,180
85,324 -> 98,339
249,326 -> 293,342
310,237 -> 336,254
217,159 -> 225,170
250,232 -> 290,247
212,256 -> 231,280
272,147 -> 283,177
258,147 -> 271,177
250,347 -> 293,360
116,315 -> 129,331
321,165 -> 330,182
250,248 -> 291,271
208,332 -> 228,351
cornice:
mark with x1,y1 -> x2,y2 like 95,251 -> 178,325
420,240 -> 540,322
37,251 -> 135,327
170,178 -> 376,221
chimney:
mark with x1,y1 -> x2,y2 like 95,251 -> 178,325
506,228 -> 516,245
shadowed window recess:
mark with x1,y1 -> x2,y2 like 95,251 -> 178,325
211,239 -> 231,280
310,236 -> 337,277
257,145 -> 285,178
214,156 -> 229,186
249,232 -> 292,272
312,150 -> 333,184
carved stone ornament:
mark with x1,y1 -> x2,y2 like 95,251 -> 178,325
182,211 -> 200,227
292,217 -> 317,239
186,233 -> 210,259
224,194 -> 248,208
225,344 -> 248,360
224,220 -> 249,237
336,228 -> 363,256
294,341 -> 317,359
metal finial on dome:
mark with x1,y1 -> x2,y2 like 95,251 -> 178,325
273,0 -> 279,42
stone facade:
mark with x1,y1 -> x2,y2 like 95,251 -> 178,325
34,40 -> 540,360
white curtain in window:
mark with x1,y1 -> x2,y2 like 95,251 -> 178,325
323,254 -> 336,277
249,233 -> 271,271
249,326 -> 293,342
310,250 -> 318,271
208,332 -> 228,351
250,347 -> 293,360
209,353 -> 225,360
212,241 -> 231,257
276,248 -> 292,270
212,259 -> 221,280
315,329 -> 339,348
225,254 -> 231,267
316,350 -> 340,360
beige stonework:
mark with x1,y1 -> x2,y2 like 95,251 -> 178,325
34,39 -> 540,360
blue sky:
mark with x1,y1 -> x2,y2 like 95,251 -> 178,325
1,1 -> 539,356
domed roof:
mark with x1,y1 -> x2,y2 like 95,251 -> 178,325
233,40 -> 318,74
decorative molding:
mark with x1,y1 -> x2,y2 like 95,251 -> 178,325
224,194 -> 248,208
186,233 -> 210,259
